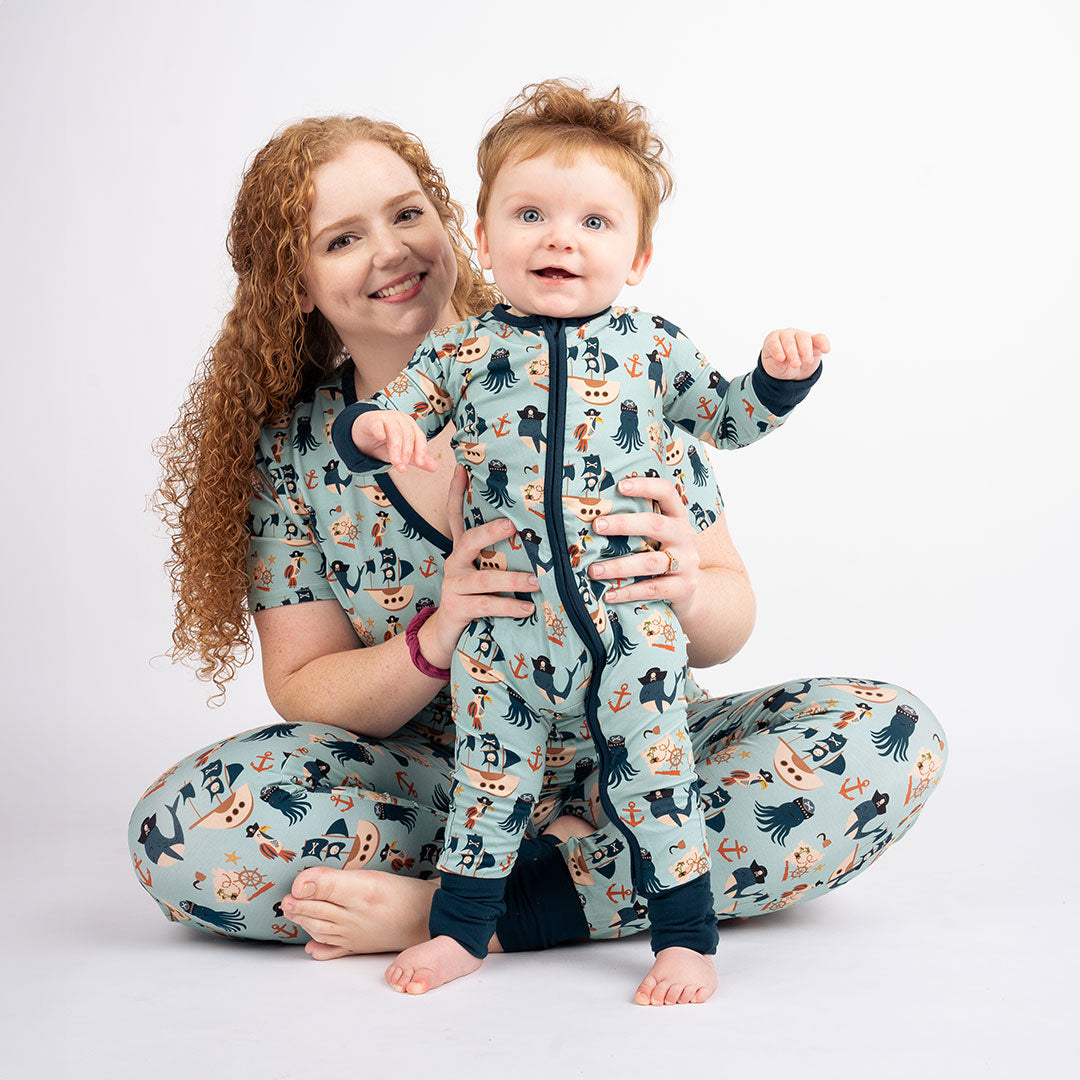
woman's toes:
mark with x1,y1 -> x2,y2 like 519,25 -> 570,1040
290,866 -> 337,902
306,941 -> 352,961
384,963 -> 407,991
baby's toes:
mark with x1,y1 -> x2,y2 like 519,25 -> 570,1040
676,984 -> 698,1005
634,973 -> 658,1006
664,982 -> 687,1006
404,969 -> 434,995
649,979 -> 673,1007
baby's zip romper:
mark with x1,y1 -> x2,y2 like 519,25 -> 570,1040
333,303 -> 820,958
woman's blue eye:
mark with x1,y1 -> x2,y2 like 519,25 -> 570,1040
398,207 -> 423,223
583,215 -> 606,230
327,234 -> 357,252
520,208 -> 541,223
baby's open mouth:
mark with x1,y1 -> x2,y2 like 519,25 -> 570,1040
534,267 -> 578,279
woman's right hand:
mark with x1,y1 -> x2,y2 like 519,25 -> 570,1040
419,465 -> 540,670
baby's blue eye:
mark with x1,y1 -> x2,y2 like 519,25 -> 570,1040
520,208 -> 541,223
583,215 -> 606,230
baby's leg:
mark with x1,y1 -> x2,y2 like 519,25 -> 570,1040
387,643 -> 548,992
591,623 -> 717,1004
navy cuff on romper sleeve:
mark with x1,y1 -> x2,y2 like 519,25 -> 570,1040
330,401 -> 391,474
495,834 -> 590,953
750,353 -> 824,416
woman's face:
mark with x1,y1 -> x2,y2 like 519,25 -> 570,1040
300,140 -> 458,358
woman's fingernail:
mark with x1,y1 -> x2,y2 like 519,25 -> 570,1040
595,519 -> 607,531
619,480 -> 632,492
301,882 -> 315,898
528,576 -> 539,586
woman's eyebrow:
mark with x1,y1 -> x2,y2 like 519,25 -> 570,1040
311,190 -> 425,243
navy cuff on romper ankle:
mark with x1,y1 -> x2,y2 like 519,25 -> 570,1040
429,872 -> 508,960
495,834 -> 590,953
644,873 -> 719,956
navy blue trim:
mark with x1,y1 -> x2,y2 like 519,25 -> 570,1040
538,317 -> 645,889
330,401 -> 386,473
495,835 -> 590,952
429,872 -> 507,959
751,353 -> 823,416
645,874 -> 719,954
335,361 -> 453,554
378,472 -> 453,555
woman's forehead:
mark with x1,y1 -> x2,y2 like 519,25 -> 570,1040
308,141 -> 424,227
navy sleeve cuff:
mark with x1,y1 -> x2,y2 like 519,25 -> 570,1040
750,352 -> 823,416
330,401 -> 390,474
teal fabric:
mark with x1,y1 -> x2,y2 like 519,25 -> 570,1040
127,678 -> 947,942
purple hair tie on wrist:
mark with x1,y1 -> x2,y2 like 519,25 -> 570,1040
405,605 -> 451,682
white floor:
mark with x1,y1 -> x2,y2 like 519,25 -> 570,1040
7,809 -> 1066,1080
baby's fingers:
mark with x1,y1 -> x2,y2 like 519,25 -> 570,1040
811,332 -> 831,356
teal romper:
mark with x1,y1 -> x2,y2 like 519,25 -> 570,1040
331,304 -> 820,958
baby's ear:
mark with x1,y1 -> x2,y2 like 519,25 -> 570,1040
625,245 -> 653,286
475,219 -> 493,271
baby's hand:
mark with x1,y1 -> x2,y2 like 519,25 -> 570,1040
761,328 -> 830,380
351,410 -> 437,473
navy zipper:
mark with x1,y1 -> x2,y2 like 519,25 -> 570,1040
539,316 -> 644,885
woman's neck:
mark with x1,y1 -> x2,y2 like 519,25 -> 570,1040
343,299 -> 459,401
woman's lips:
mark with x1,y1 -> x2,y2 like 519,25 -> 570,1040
371,272 -> 426,302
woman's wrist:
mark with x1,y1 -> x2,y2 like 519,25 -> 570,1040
414,609 -> 454,675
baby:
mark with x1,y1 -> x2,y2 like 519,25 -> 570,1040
332,80 -> 828,1004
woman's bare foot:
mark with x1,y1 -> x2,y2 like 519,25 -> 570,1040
385,935 -> 482,994
281,867 -> 439,958
634,947 -> 717,1006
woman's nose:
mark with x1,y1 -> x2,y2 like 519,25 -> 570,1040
371,226 -> 408,267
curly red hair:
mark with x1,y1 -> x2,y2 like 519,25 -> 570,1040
155,116 -> 498,702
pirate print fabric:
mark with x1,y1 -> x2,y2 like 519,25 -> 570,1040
127,678 -> 947,944
329,304 -> 814,949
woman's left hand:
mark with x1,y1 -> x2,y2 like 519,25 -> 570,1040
589,475 -> 701,618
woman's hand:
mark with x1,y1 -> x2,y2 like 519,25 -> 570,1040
588,475 -> 702,621
418,465 -> 541,670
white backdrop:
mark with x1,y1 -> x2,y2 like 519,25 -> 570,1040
2,0 -> 1076,1073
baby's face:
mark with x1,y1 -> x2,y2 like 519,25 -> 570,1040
477,150 -> 651,319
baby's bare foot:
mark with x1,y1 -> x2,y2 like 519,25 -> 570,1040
634,947 -> 717,1006
281,867 -> 437,957
385,935 -> 482,995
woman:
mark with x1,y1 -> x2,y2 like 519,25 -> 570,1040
131,115 -> 947,999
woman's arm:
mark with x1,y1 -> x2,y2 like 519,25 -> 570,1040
254,466 -> 540,737
673,512 -> 756,668
254,600 -> 446,738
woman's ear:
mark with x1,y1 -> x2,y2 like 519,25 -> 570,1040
299,281 -> 314,314
625,245 -> 653,286
475,219 -> 492,271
